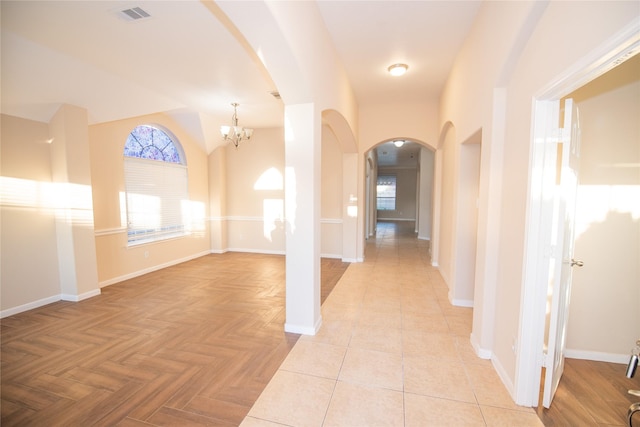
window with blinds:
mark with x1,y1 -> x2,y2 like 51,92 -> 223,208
123,125 -> 188,245
376,175 -> 397,210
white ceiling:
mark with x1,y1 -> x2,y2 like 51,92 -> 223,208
1,1 -> 481,155
376,140 -> 421,168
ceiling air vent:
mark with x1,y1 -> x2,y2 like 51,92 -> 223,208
120,7 -> 151,21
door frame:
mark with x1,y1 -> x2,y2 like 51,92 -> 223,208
515,21 -> 640,407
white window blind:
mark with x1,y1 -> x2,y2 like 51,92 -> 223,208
124,157 -> 188,244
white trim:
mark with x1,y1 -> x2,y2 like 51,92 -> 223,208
226,248 -> 285,256
470,332 -> 492,359
535,20 -> 640,99
342,257 -> 360,263
61,289 -> 101,302
1,289 -> 102,318
377,217 -> 416,221
226,216 -> 264,222
321,253 -> 342,259
99,250 -> 210,287
210,248 -> 351,260
450,297 -> 474,308
0,295 -> 60,318
517,99 -> 558,407
218,216 -> 342,224
94,227 -> 126,236
321,218 -> 342,224
285,316 -> 322,335
565,349 -> 631,364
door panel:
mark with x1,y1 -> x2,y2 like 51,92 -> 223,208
543,98 -> 581,408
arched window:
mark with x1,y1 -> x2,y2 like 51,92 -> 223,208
123,125 -> 188,245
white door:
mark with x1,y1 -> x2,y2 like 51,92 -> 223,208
542,98 -> 582,408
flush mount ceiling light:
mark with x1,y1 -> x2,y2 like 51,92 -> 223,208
393,140 -> 405,148
387,63 -> 408,77
220,103 -> 253,148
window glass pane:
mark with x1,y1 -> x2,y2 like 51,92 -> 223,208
377,175 -> 396,210
124,125 -> 182,164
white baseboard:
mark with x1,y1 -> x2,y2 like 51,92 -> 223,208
470,332 -> 492,359
1,294 -> 61,318
285,316 -> 322,335
210,249 -> 227,254
321,253 -> 342,259
99,250 -> 211,288
1,288 -> 102,318
451,297 -> 474,308
226,248 -> 285,256
492,354 -> 517,404
565,348 -> 631,364
61,289 -> 101,302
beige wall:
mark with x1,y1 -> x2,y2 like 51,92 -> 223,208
439,0 -> 639,391
1,115 -> 62,311
359,102 -> 439,153
219,124 -> 346,258
223,127 -> 285,253
566,54 -> 640,359
321,123 -> 344,258
89,113 -> 210,286
438,124 -> 456,286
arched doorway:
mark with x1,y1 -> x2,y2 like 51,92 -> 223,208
364,139 -> 435,257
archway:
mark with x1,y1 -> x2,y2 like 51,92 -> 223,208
363,139 -> 435,259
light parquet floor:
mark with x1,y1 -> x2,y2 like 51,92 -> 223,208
1,253 -> 348,426
536,360 -> 640,426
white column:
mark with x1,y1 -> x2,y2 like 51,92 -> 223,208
284,103 -> 322,335
49,104 -> 100,301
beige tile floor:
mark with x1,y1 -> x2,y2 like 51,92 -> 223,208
241,222 -> 543,427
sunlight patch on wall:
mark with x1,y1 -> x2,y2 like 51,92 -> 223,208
0,176 -> 94,226
119,192 -> 127,228
182,200 -> 206,236
347,194 -> 358,218
254,167 -> 283,190
575,185 -> 640,240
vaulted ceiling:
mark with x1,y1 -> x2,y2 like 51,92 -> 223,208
1,1 -> 481,155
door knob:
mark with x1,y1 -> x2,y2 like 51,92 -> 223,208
571,259 -> 584,267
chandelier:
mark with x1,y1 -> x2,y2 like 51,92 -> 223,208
220,102 -> 253,148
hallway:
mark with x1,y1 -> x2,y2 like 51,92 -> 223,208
242,221 -> 543,426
